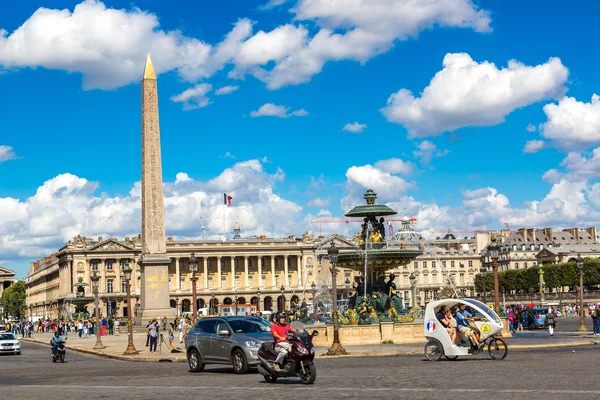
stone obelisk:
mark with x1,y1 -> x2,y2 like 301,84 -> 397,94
138,54 -> 172,320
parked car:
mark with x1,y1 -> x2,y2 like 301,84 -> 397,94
186,316 -> 272,374
0,325 -> 6,332
522,308 -> 549,328
0,332 -> 21,355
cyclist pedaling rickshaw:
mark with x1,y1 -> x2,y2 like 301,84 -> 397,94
424,299 -> 508,361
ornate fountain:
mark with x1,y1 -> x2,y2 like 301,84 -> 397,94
335,189 -> 423,324
71,277 -> 91,320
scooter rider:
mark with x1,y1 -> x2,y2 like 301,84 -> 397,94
50,331 -> 65,356
271,311 -> 292,371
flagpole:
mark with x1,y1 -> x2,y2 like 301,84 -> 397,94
222,202 -> 225,241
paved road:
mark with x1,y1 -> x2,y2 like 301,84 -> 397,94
1,341 -> 599,400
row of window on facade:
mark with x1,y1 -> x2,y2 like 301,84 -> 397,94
411,260 -> 474,269
90,257 -> 299,272
402,272 -> 471,285
401,288 -> 475,302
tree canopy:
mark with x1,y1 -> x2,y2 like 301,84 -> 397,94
1,280 -> 26,319
474,258 -> 600,294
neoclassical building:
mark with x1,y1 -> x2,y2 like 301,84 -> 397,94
0,266 -> 16,318
26,223 -> 480,319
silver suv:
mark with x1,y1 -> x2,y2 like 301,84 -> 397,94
186,316 -> 272,374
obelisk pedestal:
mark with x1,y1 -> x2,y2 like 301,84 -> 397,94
138,54 -> 173,321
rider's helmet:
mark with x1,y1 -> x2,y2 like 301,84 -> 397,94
275,311 -> 287,326
54,331 -> 59,337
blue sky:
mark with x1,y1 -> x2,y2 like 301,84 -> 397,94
2,0 -> 600,278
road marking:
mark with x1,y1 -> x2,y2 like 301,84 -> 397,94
7,385 -> 600,394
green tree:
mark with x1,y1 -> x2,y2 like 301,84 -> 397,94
0,280 -> 26,319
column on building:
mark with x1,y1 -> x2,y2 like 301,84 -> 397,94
217,256 -> 222,289
175,257 -> 180,292
100,259 -> 106,293
203,257 -> 208,290
244,257 -> 249,289
231,256 -> 236,289
284,255 -> 290,287
115,258 -> 121,294
271,255 -> 276,287
257,256 -> 263,288
296,255 -> 302,287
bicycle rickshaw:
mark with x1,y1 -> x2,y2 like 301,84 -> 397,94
423,298 -> 508,361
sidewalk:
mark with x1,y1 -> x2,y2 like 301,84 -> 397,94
21,329 -> 600,363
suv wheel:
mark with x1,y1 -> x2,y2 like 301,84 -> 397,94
232,349 -> 249,374
188,349 -> 205,372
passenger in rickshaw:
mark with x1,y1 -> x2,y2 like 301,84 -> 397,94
455,303 -> 483,349
435,305 -> 457,346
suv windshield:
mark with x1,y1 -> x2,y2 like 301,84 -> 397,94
228,318 -> 271,334
0,333 -> 15,341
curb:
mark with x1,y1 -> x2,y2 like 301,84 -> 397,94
22,337 -> 599,362
21,338 -> 187,363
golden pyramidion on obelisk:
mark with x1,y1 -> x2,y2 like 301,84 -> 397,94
143,53 -> 156,80
139,53 -> 172,321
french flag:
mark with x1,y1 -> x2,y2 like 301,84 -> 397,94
224,193 -> 232,206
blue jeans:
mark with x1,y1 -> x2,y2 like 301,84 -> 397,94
593,319 -> 600,334
149,335 -> 157,352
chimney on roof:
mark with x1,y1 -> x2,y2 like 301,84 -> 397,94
543,227 -> 553,241
518,228 -> 526,240
445,242 -> 451,250
418,244 -> 425,252
167,237 -> 174,243
260,235 -> 266,241
567,228 -> 579,243
400,242 -> 406,250
586,227 -> 597,243
526,228 -> 535,244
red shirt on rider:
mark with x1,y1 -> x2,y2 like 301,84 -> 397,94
271,323 -> 292,344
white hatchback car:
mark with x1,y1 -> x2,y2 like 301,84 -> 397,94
0,332 -> 21,355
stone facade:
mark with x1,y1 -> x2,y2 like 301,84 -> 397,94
25,230 -> 479,319
0,266 -> 16,317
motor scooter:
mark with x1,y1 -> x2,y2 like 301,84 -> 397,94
51,338 -> 67,363
257,321 -> 318,384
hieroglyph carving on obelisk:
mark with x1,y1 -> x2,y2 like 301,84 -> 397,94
139,54 -> 173,320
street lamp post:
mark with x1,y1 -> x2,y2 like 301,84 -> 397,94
326,242 -> 347,356
488,238 -> 501,314
280,285 -> 285,311
256,288 -> 261,314
234,289 -> 238,316
122,264 -> 138,355
409,273 -> 417,308
538,269 -> 545,307
90,272 -> 105,350
480,266 -> 487,304
345,277 -> 351,300
175,297 -> 179,317
211,294 -> 217,315
576,254 -> 587,332
501,286 -> 506,312
189,253 -> 199,324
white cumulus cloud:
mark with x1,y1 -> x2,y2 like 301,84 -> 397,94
0,145 -> 17,163
538,94 -> 600,151
0,1 -> 254,90
250,103 -> 308,118
374,158 -> 414,175
413,141 -> 449,166
342,122 -> 367,133
523,140 -> 545,154
170,84 -> 213,110
381,53 -> 569,138
215,85 -> 239,95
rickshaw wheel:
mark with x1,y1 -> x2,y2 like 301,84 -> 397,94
488,337 -> 508,360
424,339 -> 443,361
444,355 -> 458,360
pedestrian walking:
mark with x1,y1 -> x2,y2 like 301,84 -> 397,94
77,320 -> 84,338
592,304 -> 600,336
546,309 -> 557,336
146,320 -> 152,347
108,318 -> 114,335
114,319 -> 120,336
527,309 -> 534,331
